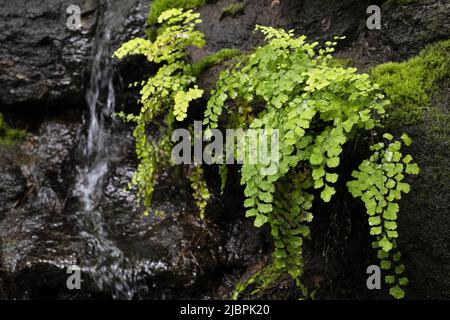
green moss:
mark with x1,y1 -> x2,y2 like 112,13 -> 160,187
220,2 -> 246,19
370,40 -> 450,128
0,113 -> 25,146
191,48 -> 243,77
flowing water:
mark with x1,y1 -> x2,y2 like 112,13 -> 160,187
73,0 -> 144,299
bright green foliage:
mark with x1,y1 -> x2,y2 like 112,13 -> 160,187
147,0 -> 208,27
347,134 -> 420,299
0,113 -> 25,146
204,26 -> 389,293
371,40 -> 450,127
270,173 -> 314,291
174,87 -> 203,121
114,9 -> 206,214
188,165 -> 211,219
146,0 -> 212,39
191,48 -> 243,77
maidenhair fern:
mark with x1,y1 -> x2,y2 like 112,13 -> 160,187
203,25 -> 416,299
116,9 -> 420,299
113,9 -> 208,215
270,173 -> 314,294
347,133 -> 420,299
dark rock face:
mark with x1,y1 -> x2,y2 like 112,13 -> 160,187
396,83 -> 450,299
342,0 -> 450,68
0,156 -> 27,219
0,120 -> 83,299
0,0 -> 99,108
0,119 -> 264,299
196,0 -> 371,58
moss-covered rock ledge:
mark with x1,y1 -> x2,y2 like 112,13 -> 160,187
370,40 -> 450,299
371,40 -> 450,128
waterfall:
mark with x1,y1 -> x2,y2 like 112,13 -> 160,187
73,0 -> 143,299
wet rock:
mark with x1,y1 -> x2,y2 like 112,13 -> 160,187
0,0 -> 98,108
0,120 -> 91,299
0,118 -> 262,299
100,150 -> 224,292
18,120 -> 82,201
0,0 -> 149,109
224,219 -> 265,267
0,154 -> 27,218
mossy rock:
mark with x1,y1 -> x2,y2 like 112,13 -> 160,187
370,40 -> 450,298
371,40 -> 450,128
394,81 -> 450,298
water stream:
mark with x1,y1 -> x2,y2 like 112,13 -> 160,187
72,0 -> 143,299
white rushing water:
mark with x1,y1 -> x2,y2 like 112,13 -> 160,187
73,0 -> 142,299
